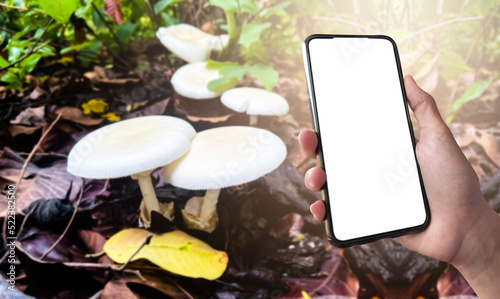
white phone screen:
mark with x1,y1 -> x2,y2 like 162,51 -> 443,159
306,37 -> 427,241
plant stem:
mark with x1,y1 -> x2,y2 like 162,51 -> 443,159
200,189 -> 220,220
0,3 -> 27,10
131,170 -> 160,227
91,2 -> 124,52
0,19 -> 54,72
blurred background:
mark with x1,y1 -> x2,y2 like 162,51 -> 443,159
0,0 -> 499,298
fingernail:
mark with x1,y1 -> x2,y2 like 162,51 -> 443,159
305,169 -> 314,189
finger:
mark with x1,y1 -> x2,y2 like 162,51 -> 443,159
404,75 -> 448,134
305,167 -> 326,191
310,200 -> 326,222
298,129 -> 318,159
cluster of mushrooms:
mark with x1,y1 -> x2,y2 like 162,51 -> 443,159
67,24 -> 290,233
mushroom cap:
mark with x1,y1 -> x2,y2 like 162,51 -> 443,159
156,24 -> 213,63
221,87 -> 289,116
209,34 -> 229,51
156,24 -> 229,63
67,115 -> 196,179
164,126 -> 287,190
171,62 -> 223,99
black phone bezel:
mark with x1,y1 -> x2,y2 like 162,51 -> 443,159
302,34 -> 431,248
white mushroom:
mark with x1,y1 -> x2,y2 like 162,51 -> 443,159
67,115 -> 195,227
156,24 -> 229,63
171,62 -> 223,99
221,87 -> 289,125
164,126 -> 287,232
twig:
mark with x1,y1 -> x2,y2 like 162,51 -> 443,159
85,251 -> 106,259
398,16 -> 483,42
38,178 -> 84,261
2,113 -> 62,246
91,2 -> 124,53
0,203 -> 38,264
17,152 -> 68,158
0,3 -> 27,10
0,19 -> 54,72
114,233 -> 153,271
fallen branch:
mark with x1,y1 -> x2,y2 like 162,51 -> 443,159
2,113 -> 62,246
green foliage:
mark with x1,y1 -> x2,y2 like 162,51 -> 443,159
206,0 -> 297,91
447,81 -> 490,124
39,0 -> 79,24
206,60 -> 278,91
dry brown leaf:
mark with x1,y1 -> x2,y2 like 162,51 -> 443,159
11,106 -> 45,126
104,0 -> 124,24
56,107 -> 104,126
481,133 -> 500,166
102,279 -> 138,299
8,125 -> 40,137
78,230 -> 113,265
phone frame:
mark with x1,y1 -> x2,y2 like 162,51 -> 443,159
302,34 -> 430,248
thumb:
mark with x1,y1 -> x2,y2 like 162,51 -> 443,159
404,75 -> 447,134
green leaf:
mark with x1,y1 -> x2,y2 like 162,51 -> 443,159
116,22 -> 137,43
220,65 -> 246,80
20,54 -> 42,73
245,64 -> 278,91
209,0 -> 238,12
206,59 -> 239,70
437,49 -> 473,81
60,40 -> 94,54
78,39 -> 103,67
0,55 -> 8,68
238,22 -> 271,48
447,80 -> 490,124
160,12 -> 179,26
239,0 -> 260,14
154,0 -> 183,14
209,0 -> 258,14
1,72 -> 22,90
104,229 -> 228,280
207,76 -> 238,93
39,0 -> 79,24
92,9 -> 104,27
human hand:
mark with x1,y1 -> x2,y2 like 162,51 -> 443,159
299,75 -> 500,298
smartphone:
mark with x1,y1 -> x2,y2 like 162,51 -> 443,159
302,34 -> 430,247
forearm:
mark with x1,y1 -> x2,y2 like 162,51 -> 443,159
452,200 -> 500,299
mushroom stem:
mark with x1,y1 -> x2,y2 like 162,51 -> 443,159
249,115 -> 258,126
200,189 -> 221,220
131,170 -> 160,226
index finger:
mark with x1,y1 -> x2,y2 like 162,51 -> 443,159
298,129 -> 318,159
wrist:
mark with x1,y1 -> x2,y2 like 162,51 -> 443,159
451,198 -> 500,298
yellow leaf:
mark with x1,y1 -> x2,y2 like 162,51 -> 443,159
81,99 -> 109,114
101,112 -> 120,122
302,291 -> 312,299
104,229 -> 228,280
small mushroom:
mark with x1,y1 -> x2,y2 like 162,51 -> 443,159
164,126 -> 287,232
221,87 -> 289,125
156,24 -> 229,63
67,115 -> 195,227
171,62 -> 224,99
